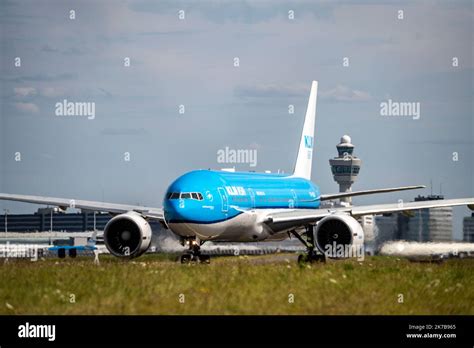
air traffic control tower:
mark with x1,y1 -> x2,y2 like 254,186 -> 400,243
329,135 -> 361,205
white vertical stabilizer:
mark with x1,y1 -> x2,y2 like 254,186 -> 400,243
293,80 -> 318,180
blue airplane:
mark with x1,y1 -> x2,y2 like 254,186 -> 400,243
1,81 -> 473,263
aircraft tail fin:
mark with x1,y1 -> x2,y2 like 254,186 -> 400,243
293,81 -> 318,180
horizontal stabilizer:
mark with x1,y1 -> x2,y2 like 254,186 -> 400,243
319,185 -> 425,201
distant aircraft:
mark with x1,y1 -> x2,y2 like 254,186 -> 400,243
1,81 -> 473,263
48,231 -> 97,258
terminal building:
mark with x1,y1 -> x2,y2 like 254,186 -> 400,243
399,195 -> 453,242
1,209 -> 111,232
366,196 -> 453,244
0,208 -> 162,233
463,213 -> 474,242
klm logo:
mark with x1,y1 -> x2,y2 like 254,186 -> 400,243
304,136 -> 313,149
225,186 -> 246,196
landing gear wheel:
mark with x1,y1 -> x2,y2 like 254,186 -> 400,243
291,227 -> 326,265
180,254 -> 192,264
311,253 -> 326,263
298,254 -> 308,264
198,255 -> 211,264
179,238 -> 211,264
298,253 -> 326,264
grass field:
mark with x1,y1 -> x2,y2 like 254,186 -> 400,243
0,254 -> 473,315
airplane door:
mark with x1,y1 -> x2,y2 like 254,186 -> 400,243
217,187 -> 229,212
248,188 -> 256,209
290,189 -> 298,209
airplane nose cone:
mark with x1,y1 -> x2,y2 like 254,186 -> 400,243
164,199 -> 186,223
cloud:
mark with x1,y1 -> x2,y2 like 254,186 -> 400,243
234,83 -> 308,99
128,1 -> 334,23
320,85 -> 372,102
3,73 -> 77,83
15,102 -> 39,113
248,142 -> 262,150
40,87 -> 65,98
62,47 -> 83,56
41,44 -> 59,53
235,83 -> 372,102
14,86 -> 65,98
14,87 -> 36,97
41,44 -> 83,56
138,30 -> 194,36
100,128 -> 148,136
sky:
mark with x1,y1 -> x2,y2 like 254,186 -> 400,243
0,0 -> 473,239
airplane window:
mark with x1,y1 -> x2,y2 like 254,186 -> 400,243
171,192 -> 203,200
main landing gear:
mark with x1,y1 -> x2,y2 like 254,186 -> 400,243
290,226 -> 326,264
180,238 -> 210,264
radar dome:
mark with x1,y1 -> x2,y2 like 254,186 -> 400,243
341,135 -> 352,144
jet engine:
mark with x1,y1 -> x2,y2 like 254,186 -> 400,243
314,214 -> 364,259
104,211 -> 152,258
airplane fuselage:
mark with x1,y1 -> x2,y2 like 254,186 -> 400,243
163,170 -> 320,242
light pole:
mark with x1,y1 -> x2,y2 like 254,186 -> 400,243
49,207 -> 57,233
3,209 -> 9,234
418,210 -> 422,242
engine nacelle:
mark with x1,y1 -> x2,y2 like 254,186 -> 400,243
314,214 -> 364,259
104,211 -> 152,259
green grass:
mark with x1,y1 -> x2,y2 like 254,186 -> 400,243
0,254 -> 473,315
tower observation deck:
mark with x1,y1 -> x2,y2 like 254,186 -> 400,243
329,135 -> 361,204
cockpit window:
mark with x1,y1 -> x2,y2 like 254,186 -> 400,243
168,192 -> 203,200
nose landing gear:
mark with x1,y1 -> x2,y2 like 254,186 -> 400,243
179,238 -> 210,264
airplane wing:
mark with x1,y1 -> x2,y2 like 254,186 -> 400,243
265,198 -> 474,232
319,185 -> 425,201
350,198 -> 474,216
0,193 -> 164,220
